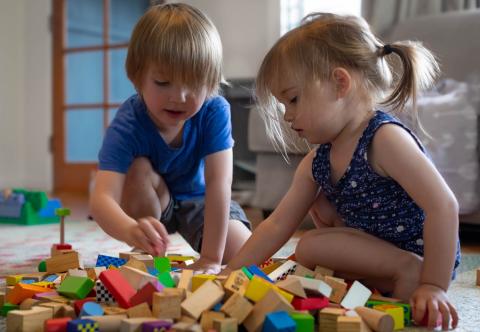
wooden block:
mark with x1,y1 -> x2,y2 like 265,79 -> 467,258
45,251 -> 83,273
200,311 -> 225,331
6,306 -> 53,332
260,261 -> 283,275
292,297 -> 329,311
85,266 -> 107,280
319,307 -> 345,332
244,276 -> 293,303
44,317 -> 72,332
287,275 -> 332,298
224,269 -> 249,298
172,321 -> 202,332
324,275 -> 348,304
213,317 -> 238,332
373,304 -> 404,330
119,265 -> 157,290
127,302 -> 153,318
89,314 -> 127,332
354,306 -> 394,332
119,251 -> 145,261
338,316 -> 362,331
294,264 -> 315,278
314,265 -> 334,277
57,275 -> 95,299
131,254 -> 154,268
220,292 -> 253,324
6,275 -> 23,286
6,283 -> 52,304
19,298 -> 40,310
99,269 -> 136,308
38,301 -> 66,318
0,291 -> 5,307
130,280 -> 164,307
80,302 -> 104,317
125,258 -> 148,273
67,269 -> 88,278
153,288 -> 184,319
191,274 -> 217,292
477,268 -> 480,286
267,260 -> 297,282
59,304 -> 76,318
102,304 -> 127,316
142,320 -> 174,332
177,269 -> 194,291
341,281 -> 372,309
276,277 -> 307,298
120,317 -> 158,332
368,293 -> 402,303
181,280 -> 225,320
243,289 -> 294,332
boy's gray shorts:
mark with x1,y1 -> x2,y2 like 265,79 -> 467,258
160,197 -> 251,252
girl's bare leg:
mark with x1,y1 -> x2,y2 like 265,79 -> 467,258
120,157 -> 170,219
309,193 -> 345,228
295,227 -> 423,301
222,219 -> 252,263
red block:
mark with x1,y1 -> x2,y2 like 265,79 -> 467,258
292,296 -> 329,311
73,297 -> 96,315
44,317 -> 72,332
53,244 -> 73,250
99,269 -> 136,308
130,280 -> 164,307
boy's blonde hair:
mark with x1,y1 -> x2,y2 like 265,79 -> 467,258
256,13 -> 440,154
126,3 -> 223,96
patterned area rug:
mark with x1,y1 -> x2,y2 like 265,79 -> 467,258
0,220 -> 479,331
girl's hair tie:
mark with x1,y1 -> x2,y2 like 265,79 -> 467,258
383,44 -> 394,55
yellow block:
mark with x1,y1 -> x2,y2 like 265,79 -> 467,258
191,274 -> 217,292
167,255 -> 196,262
6,275 -> 23,286
374,304 -> 404,330
244,276 -> 293,303
32,281 -> 55,289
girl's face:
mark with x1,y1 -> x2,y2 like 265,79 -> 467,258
273,71 -> 345,145
140,65 -> 208,130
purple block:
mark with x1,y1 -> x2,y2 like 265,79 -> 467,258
142,320 -> 172,332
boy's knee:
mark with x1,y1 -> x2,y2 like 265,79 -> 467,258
127,158 -> 156,182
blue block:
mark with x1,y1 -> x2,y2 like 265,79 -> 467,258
148,267 -> 159,276
67,318 -> 99,332
43,274 -> 59,282
212,302 -> 223,312
248,265 -> 274,283
38,198 -> 62,217
80,302 -> 104,317
19,279 -> 36,284
95,254 -> 126,268
263,311 -> 296,332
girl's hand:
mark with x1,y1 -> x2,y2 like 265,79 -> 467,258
187,257 -> 222,275
124,217 -> 170,257
410,283 -> 458,330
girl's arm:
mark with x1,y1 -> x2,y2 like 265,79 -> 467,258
371,124 -> 459,327
90,170 -> 168,255
194,148 -> 233,271
227,150 -> 320,270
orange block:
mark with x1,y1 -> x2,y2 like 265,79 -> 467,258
6,283 -> 52,305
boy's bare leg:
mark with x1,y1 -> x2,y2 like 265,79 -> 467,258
222,219 -> 251,263
120,157 -> 170,220
295,227 -> 422,301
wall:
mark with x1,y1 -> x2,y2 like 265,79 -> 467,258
0,0 -> 276,191
0,0 -> 52,191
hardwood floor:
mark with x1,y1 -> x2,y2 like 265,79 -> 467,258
53,191 -> 480,254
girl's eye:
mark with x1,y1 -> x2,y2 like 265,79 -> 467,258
289,96 -> 297,104
154,80 -> 169,86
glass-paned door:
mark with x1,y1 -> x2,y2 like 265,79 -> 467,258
52,0 -> 150,192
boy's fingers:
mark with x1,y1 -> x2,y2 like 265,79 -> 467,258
427,300 -> 439,329
448,302 -> 459,328
438,302 -> 450,330
413,299 -> 426,323
147,217 -> 170,246
138,218 -> 163,245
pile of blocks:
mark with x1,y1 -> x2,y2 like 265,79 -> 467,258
1,247 -> 414,332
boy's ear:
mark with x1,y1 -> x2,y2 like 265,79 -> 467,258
332,67 -> 351,99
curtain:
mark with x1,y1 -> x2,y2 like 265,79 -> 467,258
363,0 -> 480,36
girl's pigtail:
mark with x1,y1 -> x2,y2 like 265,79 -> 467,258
380,41 -> 440,127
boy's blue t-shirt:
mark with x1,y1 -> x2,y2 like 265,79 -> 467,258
98,94 -> 234,201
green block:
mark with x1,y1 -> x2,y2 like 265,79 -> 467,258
154,257 -> 171,273
158,271 -> 176,288
290,312 -> 314,332
57,276 -> 94,299
55,207 -> 71,217
366,300 -> 412,326
1,303 -> 19,316
241,266 -> 253,279
38,260 -> 47,272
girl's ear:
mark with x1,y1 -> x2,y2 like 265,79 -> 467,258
332,67 -> 351,99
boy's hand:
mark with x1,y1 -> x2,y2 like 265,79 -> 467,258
188,257 -> 222,275
125,217 -> 170,257
410,283 -> 458,330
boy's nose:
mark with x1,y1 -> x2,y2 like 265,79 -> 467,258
170,86 -> 188,103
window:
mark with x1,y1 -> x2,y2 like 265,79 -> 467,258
281,0 -> 362,34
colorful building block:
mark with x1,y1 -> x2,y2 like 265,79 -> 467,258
142,320 -> 173,332
263,311 -> 296,332
248,265 -> 274,283
67,318 -> 99,332
80,302 -> 104,317
57,276 -> 95,299
99,269 -> 136,308
44,317 -> 73,332
95,254 -> 127,268
130,280 -> 164,307
244,276 -> 293,303
374,304 -> 405,330
289,312 -> 314,332
291,296 -> 329,311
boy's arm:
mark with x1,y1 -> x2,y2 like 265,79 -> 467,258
226,150 -> 319,270
89,170 -> 168,255
372,124 -> 459,329
196,148 -> 234,269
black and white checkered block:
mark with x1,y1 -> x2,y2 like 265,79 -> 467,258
268,260 -> 298,281
95,279 -> 116,304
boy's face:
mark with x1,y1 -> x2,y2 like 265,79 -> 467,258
140,65 -> 208,130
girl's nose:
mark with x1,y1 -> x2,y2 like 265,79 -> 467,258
283,109 -> 294,123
